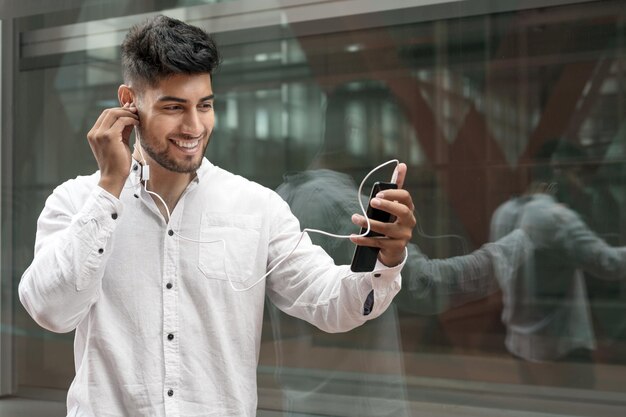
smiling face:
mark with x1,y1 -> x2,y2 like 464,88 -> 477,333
133,73 -> 214,174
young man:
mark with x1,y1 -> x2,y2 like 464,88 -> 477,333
490,140 -> 626,385
18,15 -> 415,417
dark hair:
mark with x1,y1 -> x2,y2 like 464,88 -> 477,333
121,15 -> 221,87
531,139 -> 585,183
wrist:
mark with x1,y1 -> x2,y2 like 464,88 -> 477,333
378,253 -> 403,268
98,175 -> 127,198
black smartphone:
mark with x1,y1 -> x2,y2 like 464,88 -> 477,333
350,181 -> 398,272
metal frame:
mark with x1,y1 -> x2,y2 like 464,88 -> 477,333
20,0 -> 600,58
0,17 -> 16,397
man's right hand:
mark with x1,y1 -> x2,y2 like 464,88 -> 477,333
87,103 -> 139,198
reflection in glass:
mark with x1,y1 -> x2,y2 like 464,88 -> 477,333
490,140 -> 626,387
6,0 -> 626,416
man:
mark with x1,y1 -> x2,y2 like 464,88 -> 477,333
18,15 -> 415,417
490,140 -> 626,383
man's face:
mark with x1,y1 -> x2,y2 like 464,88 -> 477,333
134,73 -> 214,173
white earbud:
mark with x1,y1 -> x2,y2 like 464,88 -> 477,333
141,164 -> 150,181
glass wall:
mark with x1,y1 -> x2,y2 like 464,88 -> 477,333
2,0 -> 626,415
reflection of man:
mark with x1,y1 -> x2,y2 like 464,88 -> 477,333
18,16 -> 416,416
490,141 -> 626,364
272,167 -> 531,416
274,169 -> 411,417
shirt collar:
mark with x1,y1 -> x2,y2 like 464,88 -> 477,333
127,157 -> 213,185
195,157 -> 212,183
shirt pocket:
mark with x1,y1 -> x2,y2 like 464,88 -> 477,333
198,212 -> 262,284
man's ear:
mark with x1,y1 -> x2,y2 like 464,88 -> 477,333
118,84 -> 134,106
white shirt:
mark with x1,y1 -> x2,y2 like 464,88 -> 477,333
491,194 -> 626,361
19,158 -> 403,417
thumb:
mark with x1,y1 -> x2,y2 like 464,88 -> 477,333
395,163 -> 407,189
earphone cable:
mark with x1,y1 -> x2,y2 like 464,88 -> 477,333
134,140 -> 399,291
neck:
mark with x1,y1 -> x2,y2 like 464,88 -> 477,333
134,152 -> 196,218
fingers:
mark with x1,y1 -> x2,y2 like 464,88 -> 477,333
394,163 -> 407,189
88,117 -> 139,147
368,190 -> 416,219
93,105 -> 138,129
350,178 -> 417,239
351,212 -> 414,242
88,106 -> 139,145
349,233 -> 407,253
91,104 -> 137,132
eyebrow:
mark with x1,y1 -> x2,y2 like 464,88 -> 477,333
157,94 -> 215,104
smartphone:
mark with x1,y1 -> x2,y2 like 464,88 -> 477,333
350,181 -> 398,272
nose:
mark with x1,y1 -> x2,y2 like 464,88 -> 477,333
181,109 -> 205,137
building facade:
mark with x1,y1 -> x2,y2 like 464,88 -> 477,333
1,0 -> 625,415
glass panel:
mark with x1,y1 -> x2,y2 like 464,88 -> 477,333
6,0 -> 626,416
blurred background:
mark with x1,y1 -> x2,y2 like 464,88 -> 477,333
1,0 -> 625,416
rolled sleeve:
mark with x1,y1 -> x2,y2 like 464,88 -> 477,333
70,187 -> 123,291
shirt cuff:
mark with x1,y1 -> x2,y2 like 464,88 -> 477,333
95,186 -> 124,217
72,187 -> 124,291
357,248 -> 406,317
371,247 -> 407,291
74,187 -> 123,230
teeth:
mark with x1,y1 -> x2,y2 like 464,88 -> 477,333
173,139 -> 199,149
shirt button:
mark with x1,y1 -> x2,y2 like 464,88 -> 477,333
167,333 -> 174,340
168,230 -> 174,236
133,164 -> 139,171
166,283 -> 173,289
167,389 -> 174,397
98,248 -> 104,254
133,194 -> 139,199
111,213 -> 118,220
374,273 -> 381,278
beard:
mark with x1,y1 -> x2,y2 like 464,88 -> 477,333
136,126 -> 209,173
